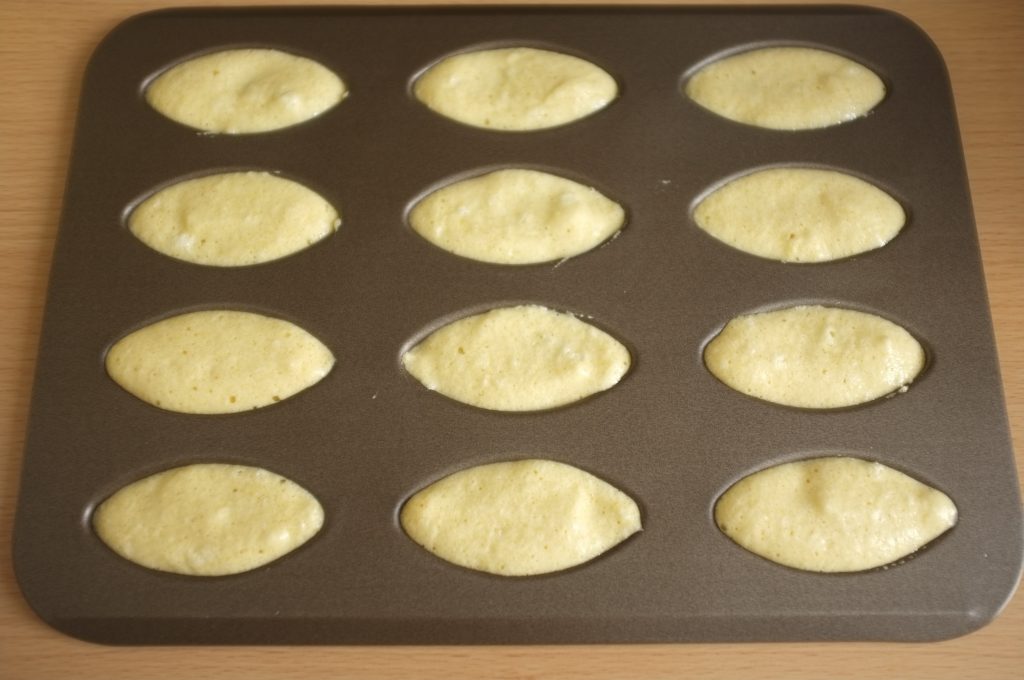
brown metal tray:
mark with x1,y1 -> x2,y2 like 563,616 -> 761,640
13,5 -> 1022,644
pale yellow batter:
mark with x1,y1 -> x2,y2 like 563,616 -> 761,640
129,172 -> 341,266
402,305 -> 630,411
409,169 -> 624,264
106,310 -> 334,414
414,47 -> 617,131
685,47 -> 885,130
93,463 -> 324,576
694,168 -> 905,262
146,48 -> 347,134
704,305 -> 924,408
715,457 -> 957,572
401,459 -> 641,576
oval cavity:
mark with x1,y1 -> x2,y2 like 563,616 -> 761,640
409,169 -> 625,264
93,463 -> 324,576
129,172 -> 341,266
401,459 -> 641,576
402,305 -> 630,411
685,46 -> 885,130
704,305 -> 924,408
146,48 -> 347,134
715,457 -> 957,572
694,168 -> 905,263
106,310 -> 334,414
414,47 -> 617,131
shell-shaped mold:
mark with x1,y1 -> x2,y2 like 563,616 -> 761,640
715,456 -> 957,572
401,459 -> 642,576
93,463 -> 325,576
106,310 -> 335,414
414,46 -> 617,131
684,46 -> 885,130
129,171 -> 341,267
409,169 -> 625,264
402,305 -> 631,411
704,305 -> 924,409
146,48 -> 347,134
694,167 -> 905,263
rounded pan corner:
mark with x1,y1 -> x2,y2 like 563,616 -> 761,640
10,522 -> 94,644
850,4 -> 954,76
85,7 -> 189,65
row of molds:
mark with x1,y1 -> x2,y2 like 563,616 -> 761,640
128,166 -> 904,267
105,304 -> 925,415
91,457 -> 955,578
145,45 -> 885,134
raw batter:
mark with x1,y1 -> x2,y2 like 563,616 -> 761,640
409,169 -> 624,264
130,171 -> 340,266
414,47 -> 617,130
715,457 -> 957,572
401,459 -> 641,576
685,46 -> 885,130
402,305 -> 631,411
146,48 -> 346,133
93,463 -> 324,576
694,167 -> 904,262
106,310 -> 334,414
704,305 -> 924,408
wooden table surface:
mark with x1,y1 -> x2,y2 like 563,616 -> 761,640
1,0 -> 1021,677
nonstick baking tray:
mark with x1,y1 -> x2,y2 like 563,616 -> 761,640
13,5 -> 1023,644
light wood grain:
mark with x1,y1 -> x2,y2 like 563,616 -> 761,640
1,1 -> 1021,678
